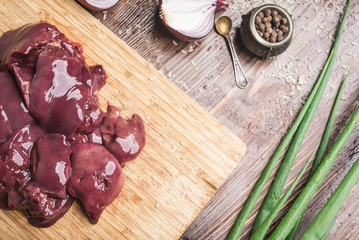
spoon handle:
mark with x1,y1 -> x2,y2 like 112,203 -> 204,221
226,35 -> 248,88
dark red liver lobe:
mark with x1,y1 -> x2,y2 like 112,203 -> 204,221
0,104 -> 11,143
0,71 -> 35,138
0,22 -> 146,227
100,105 -> 146,163
0,22 -> 65,69
67,143 -> 124,224
21,183 -> 74,228
0,23 -> 95,137
26,45 -> 91,136
0,126 -> 44,209
77,65 -> 107,135
31,134 -> 71,199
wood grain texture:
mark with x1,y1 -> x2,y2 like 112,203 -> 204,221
0,1 -> 246,239
87,0 -> 359,239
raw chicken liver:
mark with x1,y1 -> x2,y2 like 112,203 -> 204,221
31,134 -> 71,199
0,71 -> 35,139
100,105 -> 146,163
22,184 -> 74,228
0,22 -> 145,227
67,143 -> 124,223
27,45 -> 91,136
0,104 -> 11,143
0,126 -> 44,209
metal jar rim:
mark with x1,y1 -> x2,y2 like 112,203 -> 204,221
249,4 -> 293,48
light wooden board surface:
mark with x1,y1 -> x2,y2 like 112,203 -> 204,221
0,1 -> 246,239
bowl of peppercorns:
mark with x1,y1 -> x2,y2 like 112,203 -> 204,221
240,4 -> 293,59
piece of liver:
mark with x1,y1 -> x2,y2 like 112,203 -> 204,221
31,134 -> 72,199
100,105 -> 146,163
0,71 -> 35,136
67,143 -> 124,224
0,126 -> 44,209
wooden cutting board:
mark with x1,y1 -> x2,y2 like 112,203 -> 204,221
0,1 -> 246,239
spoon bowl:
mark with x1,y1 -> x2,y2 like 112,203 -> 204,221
216,16 -> 232,36
215,16 -> 248,89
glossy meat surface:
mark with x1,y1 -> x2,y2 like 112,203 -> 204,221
100,105 -> 146,163
67,143 -> 124,223
27,46 -> 91,136
0,126 -> 44,209
22,184 -> 74,228
0,23 -> 66,68
31,134 -> 71,199
77,65 -> 107,135
0,22 -> 96,137
0,126 -> 44,191
0,104 -> 11,143
0,22 -> 145,227
0,71 -> 35,137
0,127 -> 74,227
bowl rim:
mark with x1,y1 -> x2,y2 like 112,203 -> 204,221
249,4 -> 293,47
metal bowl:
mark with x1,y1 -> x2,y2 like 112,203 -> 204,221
240,4 -> 293,59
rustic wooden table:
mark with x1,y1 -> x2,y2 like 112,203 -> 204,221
88,0 -> 359,239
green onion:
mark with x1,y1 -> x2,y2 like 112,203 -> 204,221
270,0 -> 350,239
311,71 -> 349,175
320,221 -> 336,240
268,100 -> 359,240
251,45 -> 333,234
226,64 -> 326,239
227,1 -> 350,239
299,156 -> 359,239
249,149 -> 317,240
287,70 -> 350,240
225,58 -> 326,239
251,0 -> 351,231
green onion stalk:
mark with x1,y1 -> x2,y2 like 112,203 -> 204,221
249,149 -> 317,240
252,0 -> 351,234
226,1 -> 350,239
225,59 -> 325,239
299,156 -> 359,239
287,70 -> 350,240
269,90 -> 359,240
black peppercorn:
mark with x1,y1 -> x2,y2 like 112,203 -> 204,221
255,16 -> 262,25
280,25 -> 289,33
266,27 -> 273,34
254,7 -> 290,43
264,8 -> 271,17
270,36 -> 276,42
273,16 -> 280,25
259,23 -> 265,32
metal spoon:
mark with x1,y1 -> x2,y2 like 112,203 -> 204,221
216,16 -> 248,88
